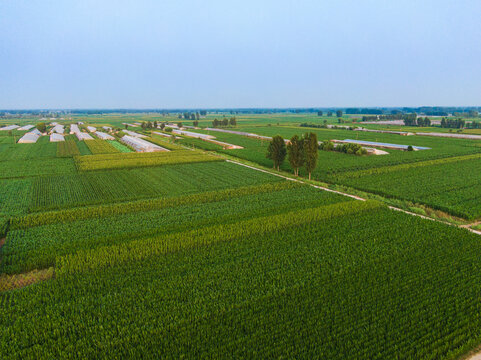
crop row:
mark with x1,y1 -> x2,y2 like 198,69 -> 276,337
0,140 -> 57,162
333,152 -> 481,180
28,161 -> 281,212
74,150 -> 221,171
147,135 -> 187,150
107,140 -> 132,153
84,139 -> 120,154
12,181 -> 299,229
3,207 -> 481,358
56,140 -> 80,157
0,158 -> 76,180
333,157 -> 481,219
0,179 -> 32,218
56,200 -> 381,276
4,183 -> 348,273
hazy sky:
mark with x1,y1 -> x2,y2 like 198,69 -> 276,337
1,0 -> 480,109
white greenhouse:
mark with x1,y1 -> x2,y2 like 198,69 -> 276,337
75,132 -> 94,141
120,135 -> 168,152
51,125 -> 65,134
122,130 -> 147,138
50,133 -> 65,142
87,126 -> 97,133
30,128 -> 42,136
95,131 -> 115,140
0,125 -> 19,131
17,125 -> 35,131
172,129 -> 215,140
18,132 -> 40,143
70,124 -> 80,134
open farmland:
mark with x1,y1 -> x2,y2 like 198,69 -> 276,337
1,114 -> 481,359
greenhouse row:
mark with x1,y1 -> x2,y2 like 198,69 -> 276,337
172,129 -> 215,140
123,130 -> 147,138
87,126 -> 97,132
120,135 -> 168,152
75,132 -> 94,141
0,125 -> 20,131
95,131 -> 115,140
18,132 -> 40,143
51,125 -> 65,134
17,124 -> 35,131
50,133 -> 65,142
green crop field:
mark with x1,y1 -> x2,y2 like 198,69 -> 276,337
1,114 -> 481,359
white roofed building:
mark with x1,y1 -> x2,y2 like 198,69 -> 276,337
95,131 -> 115,140
120,135 -> 168,152
50,133 -> 65,142
18,132 -> 40,143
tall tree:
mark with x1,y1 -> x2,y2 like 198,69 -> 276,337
266,135 -> 286,171
336,110 -> 343,118
303,132 -> 318,180
287,135 -> 304,176
36,122 -> 46,133
317,110 -> 323,116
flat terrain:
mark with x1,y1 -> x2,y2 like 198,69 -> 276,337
1,114 -> 481,359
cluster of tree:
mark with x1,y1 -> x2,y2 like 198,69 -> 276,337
362,113 -> 414,121
440,118 -> 465,129
140,121 -> 157,129
319,141 -> 367,156
212,117 -> 237,127
193,120 -> 199,127
179,112 -> 201,120
466,121 -> 481,129
453,110 -> 479,118
415,117 -> 431,127
266,133 -> 318,179
36,122 -> 47,133
300,122 -> 327,129
401,114 -> 420,126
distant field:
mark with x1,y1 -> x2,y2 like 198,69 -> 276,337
2,114 -> 481,359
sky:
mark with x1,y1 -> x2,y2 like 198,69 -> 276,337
0,0 -> 480,109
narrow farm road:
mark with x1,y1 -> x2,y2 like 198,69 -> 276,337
225,159 -> 481,236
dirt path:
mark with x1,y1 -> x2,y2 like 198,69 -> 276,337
225,159 -> 481,236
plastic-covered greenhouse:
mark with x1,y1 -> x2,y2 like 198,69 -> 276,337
0,125 -> 19,131
17,125 -> 35,131
87,126 -> 97,132
18,132 -> 40,143
95,131 -> 115,140
172,129 -> 215,140
70,124 -> 80,134
120,135 -> 168,152
122,130 -> 147,138
51,125 -> 65,134
75,132 -> 94,141
50,133 -> 65,142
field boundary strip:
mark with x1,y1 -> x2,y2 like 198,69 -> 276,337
225,160 -> 365,201
225,159 -> 481,236
55,200 -> 382,276
11,181 -> 301,230
333,152 -> 481,180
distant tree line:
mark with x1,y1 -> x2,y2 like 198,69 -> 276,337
319,141 -> 367,156
212,117 -> 237,128
440,118 -> 465,129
